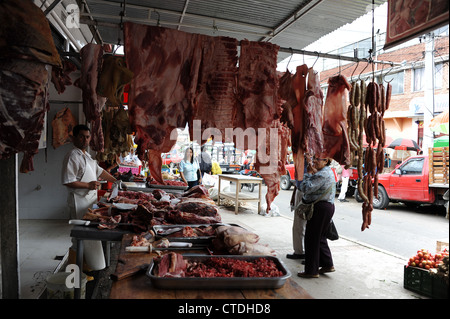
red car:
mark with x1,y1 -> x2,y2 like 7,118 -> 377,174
281,163 -> 338,190
161,153 -> 182,167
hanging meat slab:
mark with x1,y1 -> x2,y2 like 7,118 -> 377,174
278,70 -> 296,130
51,107 -> 77,149
78,43 -> 106,152
304,68 -> 324,156
237,40 -> 281,133
0,0 -> 61,172
124,23 -> 204,184
254,121 -> 290,213
237,40 -> 283,212
190,36 -> 238,144
96,55 -> 134,107
291,64 -> 308,181
322,75 -> 352,165
51,60 -> 77,94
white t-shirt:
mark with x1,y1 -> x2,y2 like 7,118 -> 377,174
62,148 -> 103,186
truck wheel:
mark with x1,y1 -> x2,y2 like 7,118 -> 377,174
248,183 -> 255,192
373,185 -> 389,210
354,189 -> 364,203
280,175 -> 291,190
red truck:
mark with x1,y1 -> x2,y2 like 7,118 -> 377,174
356,151 -> 449,214
281,163 -> 339,190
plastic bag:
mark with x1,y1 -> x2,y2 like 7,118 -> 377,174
202,173 -> 217,187
259,203 -> 280,217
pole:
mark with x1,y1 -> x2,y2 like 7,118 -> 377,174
0,155 -> 20,298
422,33 -> 435,156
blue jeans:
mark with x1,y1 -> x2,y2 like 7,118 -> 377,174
187,180 -> 199,190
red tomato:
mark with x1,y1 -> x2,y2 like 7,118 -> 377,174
418,252 -> 423,258
425,265 -> 430,270
415,259 -> 420,264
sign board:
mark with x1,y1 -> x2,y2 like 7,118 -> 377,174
384,0 -> 449,50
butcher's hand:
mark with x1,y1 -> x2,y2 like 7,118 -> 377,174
87,181 -> 100,190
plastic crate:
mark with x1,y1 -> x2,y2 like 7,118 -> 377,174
404,266 -> 449,299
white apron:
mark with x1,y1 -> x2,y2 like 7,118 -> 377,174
68,155 -> 106,271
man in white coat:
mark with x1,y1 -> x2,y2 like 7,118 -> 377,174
62,124 -> 117,271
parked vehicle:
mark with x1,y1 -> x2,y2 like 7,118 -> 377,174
280,164 -> 295,190
219,163 -> 241,174
161,153 -> 182,167
355,148 -> 449,215
281,163 -> 338,190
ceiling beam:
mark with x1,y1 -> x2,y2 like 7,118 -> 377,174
79,14 -> 272,38
177,0 -> 190,31
260,0 -> 323,42
85,0 -> 273,33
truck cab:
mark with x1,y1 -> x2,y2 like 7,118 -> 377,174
377,155 -> 433,207
370,153 -> 448,211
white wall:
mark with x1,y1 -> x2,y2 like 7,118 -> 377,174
18,71 -> 82,219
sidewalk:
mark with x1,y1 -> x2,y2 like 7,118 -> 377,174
218,203 -> 425,299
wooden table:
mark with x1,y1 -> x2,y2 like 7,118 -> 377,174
217,174 -> 263,215
109,234 -> 313,299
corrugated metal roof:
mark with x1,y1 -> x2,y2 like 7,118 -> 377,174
81,0 -> 387,61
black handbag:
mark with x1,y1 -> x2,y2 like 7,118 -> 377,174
326,220 -> 339,241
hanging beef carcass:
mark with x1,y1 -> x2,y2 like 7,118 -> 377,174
237,40 -> 281,133
0,0 -> 62,172
96,55 -> 134,107
124,23 -> 204,184
322,75 -> 352,166
279,70 -> 296,130
78,43 -> 106,152
190,36 -> 238,143
52,107 -> 77,149
51,60 -> 77,94
303,68 -> 325,156
237,40 -> 284,212
291,64 -> 308,181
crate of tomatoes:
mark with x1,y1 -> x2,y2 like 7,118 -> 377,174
404,248 -> 449,299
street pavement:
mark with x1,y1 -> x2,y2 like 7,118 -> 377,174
218,203 -> 427,299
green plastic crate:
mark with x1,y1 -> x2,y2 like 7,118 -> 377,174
404,266 -> 449,299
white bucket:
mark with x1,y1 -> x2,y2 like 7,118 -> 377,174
46,272 -> 87,299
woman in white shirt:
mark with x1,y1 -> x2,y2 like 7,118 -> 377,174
179,147 -> 202,189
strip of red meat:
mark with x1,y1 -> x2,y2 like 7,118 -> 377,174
303,68 -> 325,156
322,75 -> 352,165
79,43 -> 106,152
291,64 -> 308,181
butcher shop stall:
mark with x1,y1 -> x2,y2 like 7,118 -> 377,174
2,0 -> 448,303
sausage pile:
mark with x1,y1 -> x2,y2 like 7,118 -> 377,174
347,80 -> 391,231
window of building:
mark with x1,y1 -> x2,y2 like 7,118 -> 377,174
384,71 -> 404,94
434,63 -> 443,89
412,63 -> 443,91
413,67 -> 425,91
